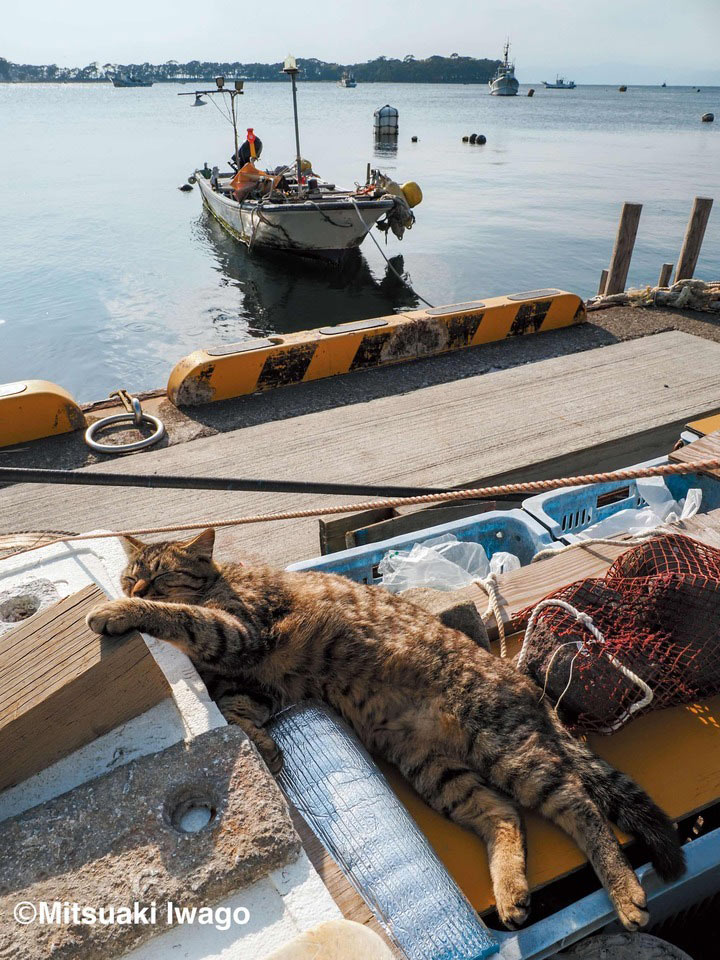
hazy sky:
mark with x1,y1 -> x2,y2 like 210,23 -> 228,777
4,0 -> 720,84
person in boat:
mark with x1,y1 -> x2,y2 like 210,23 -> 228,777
229,132 -> 264,171
227,131 -> 278,202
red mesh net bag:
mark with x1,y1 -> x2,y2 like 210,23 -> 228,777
516,534 -> 720,733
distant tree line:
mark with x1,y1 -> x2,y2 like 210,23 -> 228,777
0,54 -> 500,84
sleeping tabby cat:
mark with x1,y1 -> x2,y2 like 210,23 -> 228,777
87,529 -> 685,930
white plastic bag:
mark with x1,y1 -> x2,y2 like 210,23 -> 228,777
579,480 -> 701,540
378,534 -> 520,593
489,551 -> 521,575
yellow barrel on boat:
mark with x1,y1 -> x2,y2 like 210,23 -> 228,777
0,380 -> 85,448
167,289 -> 585,407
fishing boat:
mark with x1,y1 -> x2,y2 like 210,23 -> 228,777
183,58 -> 421,260
543,75 -> 576,89
111,72 -> 153,88
339,71 -> 357,88
489,40 -> 519,96
195,170 -> 398,260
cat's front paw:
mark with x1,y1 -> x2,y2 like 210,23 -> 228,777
86,599 -> 140,637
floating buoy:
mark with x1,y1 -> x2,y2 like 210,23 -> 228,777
702,113 -> 714,122
411,135 -> 418,142
469,133 -> 477,144
477,134 -> 487,145
528,88 -> 535,97
462,135 -> 469,142
401,181 -> 423,208
178,183 -> 193,191
696,88 -> 701,93
618,85 -> 627,92
373,104 -> 399,137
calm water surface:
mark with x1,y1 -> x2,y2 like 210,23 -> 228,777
1,81 -> 718,400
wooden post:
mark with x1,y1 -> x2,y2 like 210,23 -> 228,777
675,197 -> 713,282
658,263 -> 674,287
604,202 -> 643,295
598,269 -> 608,296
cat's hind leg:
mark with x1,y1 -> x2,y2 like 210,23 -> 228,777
538,779 -> 648,931
402,755 -> 529,928
217,692 -> 284,774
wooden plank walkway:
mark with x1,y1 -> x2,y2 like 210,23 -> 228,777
2,332 -> 720,568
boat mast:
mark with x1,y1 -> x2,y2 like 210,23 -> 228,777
283,54 -> 304,198
179,77 -> 244,164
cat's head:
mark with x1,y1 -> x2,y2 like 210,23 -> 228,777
119,528 -> 217,600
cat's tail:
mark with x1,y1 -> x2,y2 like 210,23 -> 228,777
561,732 -> 685,882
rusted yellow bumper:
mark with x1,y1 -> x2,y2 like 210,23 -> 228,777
0,380 -> 85,448
168,289 -> 586,406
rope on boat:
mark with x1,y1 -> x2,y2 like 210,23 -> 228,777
4,457 -> 720,560
474,573 -> 508,658
348,198 -> 435,308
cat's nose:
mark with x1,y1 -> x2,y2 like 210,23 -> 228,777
131,579 -> 149,596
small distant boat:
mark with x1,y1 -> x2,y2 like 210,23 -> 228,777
111,73 -> 153,88
339,71 -> 357,88
543,75 -> 576,89
661,81 -> 667,87
489,41 -> 519,96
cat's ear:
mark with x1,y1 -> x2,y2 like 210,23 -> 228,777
120,534 -> 144,557
181,528 -> 215,560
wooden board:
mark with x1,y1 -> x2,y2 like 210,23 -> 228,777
3,332 -> 720,568
686,411 -> 720,437
0,585 -> 170,791
384,511 -> 720,913
670,428 -> 720,480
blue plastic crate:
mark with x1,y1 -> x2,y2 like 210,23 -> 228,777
287,508 -> 554,583
522,457 -> 720,545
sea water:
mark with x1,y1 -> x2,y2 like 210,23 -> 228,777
0,81 -> 718,400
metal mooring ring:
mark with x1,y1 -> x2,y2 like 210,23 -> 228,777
85,412 -> 166,454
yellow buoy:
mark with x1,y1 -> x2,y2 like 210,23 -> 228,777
401,181 -> 423,208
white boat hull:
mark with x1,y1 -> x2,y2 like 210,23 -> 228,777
196,175 -> 392,260
489,75 -> 519,96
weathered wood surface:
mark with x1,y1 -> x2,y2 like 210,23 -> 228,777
670,429 -> 720,480
658,262 -> 674,287
2,333 -> 720,568
0,584 -> 170,791
597,268 -> 609,296
605,201 -> 642,295
675,196 -> 714,281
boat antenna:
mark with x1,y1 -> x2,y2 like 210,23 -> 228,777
283,54 -> 304,197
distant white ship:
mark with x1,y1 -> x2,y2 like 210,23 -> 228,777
111,73 -> 153,88
338,71 -> 357,88
543,75 -> 576,89
489,41 -> 519,96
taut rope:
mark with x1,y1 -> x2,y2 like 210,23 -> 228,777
3,457 -> 719,561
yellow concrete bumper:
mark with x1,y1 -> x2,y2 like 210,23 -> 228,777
168,288 -> 585,406
0,380 -> 85,448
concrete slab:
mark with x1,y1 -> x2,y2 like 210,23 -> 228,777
0,727 -> 301,960
1,332 -> 720,568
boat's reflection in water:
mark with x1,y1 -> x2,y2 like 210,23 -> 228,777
195,211 -> 419,340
